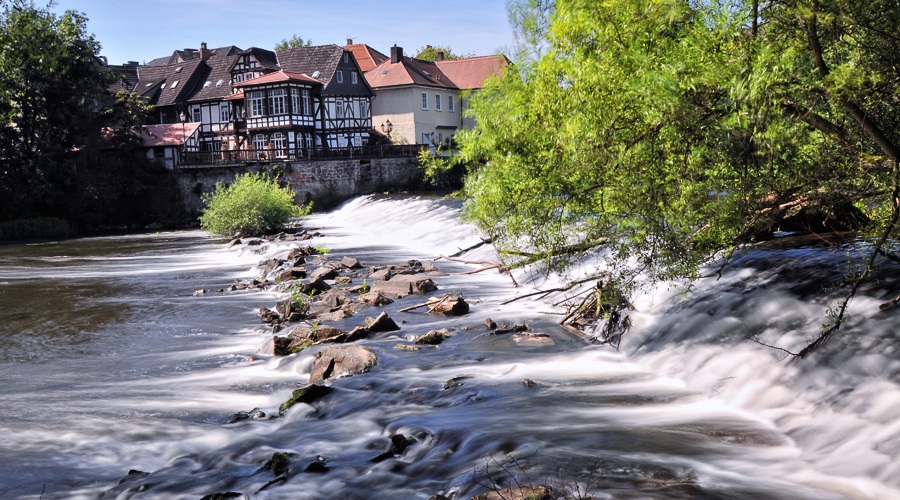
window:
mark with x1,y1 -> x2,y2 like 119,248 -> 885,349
335,99 -> 343,117
170,80 -> 179,89
253,134 -> 267,157
291,88 -> 300,115
215,79 -> 224,87
203,81 -> 211,88
336,71 -> 343,84
270,132 -> 285,155
448,95 -> 455,112
351,72 -> 358,84
249,91 -> 265,117
304,133 -> 313,150
421,92 -> 428,110
269,88 -> 286,115
435,94 -> 442,111
192,107 -> 201,122
219,104 -> 229,122
343,53 -> 349,63
234,74 -> 244,83
302,89 -> 311,115
358,100 -> 369,118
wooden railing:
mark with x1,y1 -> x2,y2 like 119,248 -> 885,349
180,144 -> 423,167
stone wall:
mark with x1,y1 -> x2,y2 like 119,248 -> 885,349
175,157 -> 422,216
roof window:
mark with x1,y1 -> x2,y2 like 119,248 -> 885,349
381,69 -> 389,75
216,79 -> 224,87
203,81 -> 211,88
312,71 -> 321,79
175,66 -> 183,73
171,80 -> 179,88
161,83 -> 166,89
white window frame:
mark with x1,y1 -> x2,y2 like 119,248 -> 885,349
336,70 -> 343,84
269,88 -> 287,115
421,92 -> 428,110
448,94 -> 455,112
191,107 -> 201,122
219,104 -> 229,122
358,100 -> 369,118
435,94 -> 442,111
302,90 -> 311,115
351,72 -> 358,84
249,91 -> 265,117
291,88 -> 300,115
270,132 -> 285,154
253,133 -> 267,156
335,99 -> 343,117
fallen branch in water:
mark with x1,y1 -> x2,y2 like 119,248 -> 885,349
448,238 -> 492,258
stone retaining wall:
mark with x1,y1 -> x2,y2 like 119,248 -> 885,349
175,157 -> 422,216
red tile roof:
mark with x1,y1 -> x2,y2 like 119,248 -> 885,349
233,70 -> 321,88
139,122 -> 201,147
435,55 -> 510,90
365,56 -> 457,90
343,44 -> 388,72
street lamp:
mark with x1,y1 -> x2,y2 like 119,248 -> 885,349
380,119 -> 393,135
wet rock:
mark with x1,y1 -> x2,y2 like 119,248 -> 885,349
200,493 -> 246,500
492,322 -> 529,334
444,375 -> 474,390
371,433 -> 416,463
389,273 -> 438,294
512,333 -> 555,347
279,384 -> 333,414
245,238 -> 265,246
370,279 -> 415,298
484,318 -> 497,329
415,329 -> 451,345
304,456 -> 330,474
228,408 -> 267,423
308,265 -> 339,282
427,296 -> 469,316
259,258 -> 282,274
368,268 -> 393,281
365,311 -> 401,332
360,291 -> 394,307
522,379 -> 536,387
318,288 -> 350,308
300,277 -> 331,296
472,485 -> 554,500
193,289 -> 207,295
277,267 -> 307,282
285,247 -> 310,261
340,256 -> 362,269
333,275 -> 352,284
258,307 -> 281,324
315,309 -> 350,323
228,238 -> 242,247
395,344 -> 421,351
309,345 -> 377,384
258,452 -> 294,476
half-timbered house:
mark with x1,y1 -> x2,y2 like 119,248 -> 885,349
276,45 -> 375,148
231,71 -> 322,159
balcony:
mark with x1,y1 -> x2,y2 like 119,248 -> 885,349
179,144 -> 424,167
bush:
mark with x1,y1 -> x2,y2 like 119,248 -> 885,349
199,172 -> 309,237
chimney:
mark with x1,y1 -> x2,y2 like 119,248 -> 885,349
199,42 -> 211,61
391,45 -> 403,64
436,51 -> 445,61
346,38 -> 354,45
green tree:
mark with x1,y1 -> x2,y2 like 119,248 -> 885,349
275,34 -> 312,51
414,45 -> 473,62
0,0 -> 109,220
200,172 -> 310,237
454,0 -> 900,356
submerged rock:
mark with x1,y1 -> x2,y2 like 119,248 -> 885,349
427,296 -> 469,316
279,384 -> 333,414
415,329 -> 451,345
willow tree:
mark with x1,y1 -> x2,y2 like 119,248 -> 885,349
455,0 -> 900,356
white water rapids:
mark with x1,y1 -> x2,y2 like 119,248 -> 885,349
0,195 -> 897,499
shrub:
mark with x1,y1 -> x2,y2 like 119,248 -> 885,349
199,172 -> 310,237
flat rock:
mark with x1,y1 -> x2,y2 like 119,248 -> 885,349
309,345 -> 377,384
512,332 -> 555,346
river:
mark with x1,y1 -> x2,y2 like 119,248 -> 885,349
0,195 -> 897,499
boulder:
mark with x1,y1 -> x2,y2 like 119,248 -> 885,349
279,384 -> 333,414
368,268 -> 393,281
309,345 -> 377,384
301,277 -> 331,296
276,267 -> 307,282
308,265 -> 339,282
370,434 -> 415,463
370,279 -> 414,298
360,291 -> 393,307
415,329 -> 451,345
365,311 -> 401,332
427,296 -> 469,316
258,307 -> 281,324
389,274 -> 438,294
340,256 -> 362,269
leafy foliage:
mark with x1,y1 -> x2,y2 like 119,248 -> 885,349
414,45 -> 473,62
455,0 -> 900,353
0,0 -> 110,221
199,172 -> 310,237
275,34 -> 312,51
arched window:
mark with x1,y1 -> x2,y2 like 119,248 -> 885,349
253,134 -> 267,158
270,132 -> 285,156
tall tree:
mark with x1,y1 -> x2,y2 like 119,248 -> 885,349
275,34 -> 312,51
414,45 -> 473,62
0,0 -> 109,220
454,0 -> 900,356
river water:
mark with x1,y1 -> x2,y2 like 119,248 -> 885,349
0,195 -> 898,499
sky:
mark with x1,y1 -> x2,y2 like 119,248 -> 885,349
50,0 -> 515,65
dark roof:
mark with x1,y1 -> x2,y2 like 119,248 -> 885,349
106,63 -> 140,94
186,47 -> 243,103
231,47 -> 280,72
134,59 -> 205,107
276,44 -> 345,86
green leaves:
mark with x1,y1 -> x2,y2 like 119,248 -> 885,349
199,172 -> 310,237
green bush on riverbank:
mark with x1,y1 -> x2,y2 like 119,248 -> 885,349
200,172 -> 310,237
0,217 -> 75,241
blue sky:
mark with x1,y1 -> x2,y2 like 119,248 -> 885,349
51,0 -> 515,65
